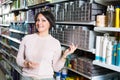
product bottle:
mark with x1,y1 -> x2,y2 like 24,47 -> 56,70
102,33 -> 109,63
107,5 -> 114,27
116,41 -> 120,66
106,41 -> 113,64
61,68 -> 67,80
112,41 -> 117,65
95,36 -> 102,61
115,6 -> 120,28
55,71 -> 61,80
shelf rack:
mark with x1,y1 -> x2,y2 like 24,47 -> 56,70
10,54 -> 16,59
94,27 -> 120,32
65,67 -> 91,79
0,62 -> 10,75
10,46 -> 19,51
0,12 -> 10,16
1,0 -> 13,5
61,43 -> 95,53
10,21 -> 35,24
27,1 -> 51,9
93,60 -> 120,73
1,49 -> 11,57
10,7 -> 28,12
9,29 -> 28,34
0,24 -> 10,27
56,21 -> 96,26
0,41 -> 11,49
2,56 -> 22,75
1,34 -> 21,44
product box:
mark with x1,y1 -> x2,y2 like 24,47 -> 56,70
85,31 -> 95,50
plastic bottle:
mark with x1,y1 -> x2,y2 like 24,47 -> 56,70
55,71 -> 61,80
61,68 -> 67,80
106,41 -> 113,64
107,5 -> 114,27
112,41 -> 117,65
115,6 -> 120,28
102,33 -> 109,63
116,41 -> 120,66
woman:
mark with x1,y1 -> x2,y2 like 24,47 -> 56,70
16,11 -> 77,80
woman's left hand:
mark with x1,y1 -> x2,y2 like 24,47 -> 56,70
63,43 -> 77,58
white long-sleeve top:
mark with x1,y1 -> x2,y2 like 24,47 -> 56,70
16,33 -> 65,79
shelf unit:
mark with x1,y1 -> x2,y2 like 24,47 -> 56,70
56,21 -> 96,26
0,47 -> 16,60
2,56 -> 22,75
0,41 -> 11,49
0,62 -> 10,75
61,43 -> 95,53
11,21 -> 35,24
65,67 -> 91,79
1,0 -> 13,5
0,24 -> 10,27
94,27 -> 120,32
1,49 -> 11,57
10,46 -> 19,52
0,13 -> 10,16
10,7 -> 28,12
1,34 -> 21,44
94,26 -> 120,73
9,29 -> 28,34
93,60 -> 120,73
66,67 -> 119,80
27,1 -> 50,9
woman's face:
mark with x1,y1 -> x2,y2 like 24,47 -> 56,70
35,14 -> 50,33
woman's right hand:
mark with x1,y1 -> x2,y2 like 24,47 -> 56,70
24,61 -> 39,69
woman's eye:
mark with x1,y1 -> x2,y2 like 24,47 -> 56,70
42,19 -> 46,22
36,19 -> 40,22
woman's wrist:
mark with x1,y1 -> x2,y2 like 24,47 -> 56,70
61,54 -> 67,61
24,61 -> 29,68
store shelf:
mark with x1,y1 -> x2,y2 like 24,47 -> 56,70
9,29 -> 28,34
1,34 -> 21,44
56,21 -> 96,26
94,27 -> 120,32
10,21 -> 25,23
0,41 -> 11,49
1,49 -> 10,57
10,7 -> 28,12
0,12 -> 10,16
0,48 -> 17,59
10,54 -> 16,59
51,0 -> 68,4
65,67 -> 91,79
25,21 -> 35,23
28,1 -> 53,9
11,21 -> 35,24
1,0 -> 13,5
0,24 -> 10,27
93,60 -> 120,73
2,56 -> 22,75
61,43 -> 95,53
11,46 -> 19,51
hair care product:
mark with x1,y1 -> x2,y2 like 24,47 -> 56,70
102,33 -> 109,63
106,41 -> 113,64
112,41 -> 117,65
115,6 -> 120,28
107,5 -> 114,27
116,41 -> 120,66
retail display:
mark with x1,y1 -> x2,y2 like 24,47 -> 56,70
0,0 -> 120,80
